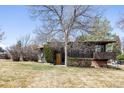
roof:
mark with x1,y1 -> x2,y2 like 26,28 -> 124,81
78,40 -> 116,45
46,40 -> 116,47
37,45 -> 44,49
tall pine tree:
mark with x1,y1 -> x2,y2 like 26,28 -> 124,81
77,17 -> 113,41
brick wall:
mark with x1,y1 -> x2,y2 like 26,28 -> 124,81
91,60 -> 107,68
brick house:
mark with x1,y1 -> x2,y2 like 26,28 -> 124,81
38,40 -> 116,68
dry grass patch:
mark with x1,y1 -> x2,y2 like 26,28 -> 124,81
0,60 -> 124,88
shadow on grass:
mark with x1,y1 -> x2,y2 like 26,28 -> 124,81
107,65 -> 123,71
67,65 -> 124,71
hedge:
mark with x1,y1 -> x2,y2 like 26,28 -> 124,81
68,57 -> 92,67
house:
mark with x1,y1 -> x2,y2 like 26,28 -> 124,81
37,40 -> 116,68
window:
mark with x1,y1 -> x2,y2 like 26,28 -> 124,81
95,45 -> 106,52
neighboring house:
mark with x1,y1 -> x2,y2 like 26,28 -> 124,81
38,40 -> 116,68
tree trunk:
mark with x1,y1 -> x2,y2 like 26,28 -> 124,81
64,31 -> 68,66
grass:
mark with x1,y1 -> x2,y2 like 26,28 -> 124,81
0,59 -> 124,88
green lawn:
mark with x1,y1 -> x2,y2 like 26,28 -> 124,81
0,60 -> 124,88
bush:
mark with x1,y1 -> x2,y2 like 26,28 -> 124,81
116,54 -> 124,60
68,57 -> 92,67
43,45 -> 54,63
0,54 -> 8,59
83,58 -> 92,67
22,47 -> 30,61
7,46 -> 20,61
8,44 -> 39,62
22,46 -> 38,62
4,53 -> 11,59
30,50 -> 38,62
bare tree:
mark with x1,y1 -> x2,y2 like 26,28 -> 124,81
18,35 -> 32,61
29,5 -> 101,66
33,26 -> 58,45
117,14 -> 124,54
18,34 -> 32,47
121,37 -> 124,54
117,14 -> 124,29
0,28 -> 5,42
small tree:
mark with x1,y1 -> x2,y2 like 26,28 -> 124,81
43,45 -> 54,63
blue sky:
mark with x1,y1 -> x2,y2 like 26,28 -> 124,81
0,5 -> 38,48
102,5 -> 124,36
0,5 -> 124,48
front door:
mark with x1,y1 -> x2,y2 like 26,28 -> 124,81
55,53 -> 61,65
